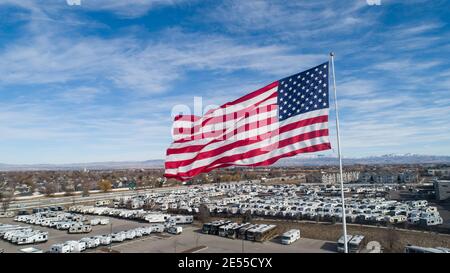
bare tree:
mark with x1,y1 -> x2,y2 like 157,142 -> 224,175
0,192 -> 13,212
45,183 -> 57,197
197,204 -> 210,223
242,210 -> 253,223
384,226 -> 400,252
98,179 -> 112,192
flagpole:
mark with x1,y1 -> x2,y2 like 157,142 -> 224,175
330,52 -> 348,253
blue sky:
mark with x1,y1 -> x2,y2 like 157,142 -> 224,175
0,0 -> 449,164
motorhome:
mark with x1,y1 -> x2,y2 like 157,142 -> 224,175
281,229 -> 300,245
96,235 -> 112,245
167,226 -> 183,235
15,231 -> 48,245
337,235 -> 353,253
168,215 -> 194,224
348,235 -> 365,253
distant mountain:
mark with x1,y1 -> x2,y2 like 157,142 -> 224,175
0,155 -> 449,171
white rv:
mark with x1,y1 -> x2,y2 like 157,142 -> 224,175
167,226 -> 183,235
111,232 -> 126,242
281,229 -> 300,245
66,240 -> 86,252
348,235 -> 365,253
68,224 -> 92,234
49,243 -> 71,253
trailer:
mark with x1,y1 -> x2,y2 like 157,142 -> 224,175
68,224 -> 92,234
111,232 -> 126,242
144,214 -> 170,223
150,224 -> 165,233
66,240 -> 86,252
167,226 -> 183,235
281,229 -> 300,245
20,247 -> 43,253
15,231 -> 48,245
49,243 -> 72,253
227,223 -> 250,239
96,235 -> 112,245
168,215 -> 194,225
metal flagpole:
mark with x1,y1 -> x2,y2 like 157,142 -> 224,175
330,52 -> 348,253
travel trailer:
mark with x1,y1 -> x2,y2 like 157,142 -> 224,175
168,215 -> 194,224
281,229 -> 301,245
65,240 -> 86,252
68,224 -> 92,234
167,226 -> 183,235
49,244 -> 71,253
111,232 -> 126,242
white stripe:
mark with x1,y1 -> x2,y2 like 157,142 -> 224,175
166,121 -> 328,162
172,86 -> 277,129
173,106 -> 278,140
170,108 -> 328,149
165,135 -> 330,175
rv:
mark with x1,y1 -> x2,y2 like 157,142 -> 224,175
149,224 -> 165,233
68,224 -> 92,234
49,243 -> 71,253
167,226 -> 183,235
281,229 -> 300,245
96,235 -> 112,245
348,235 -> 365,253
168,215 -> 194,225
56,222 -> 73,230
404,245 -> 450,253
337,234 -> 353,253
15,231 -> 48,245
20,247 -> 43,253
226,223 -> 250,239
66,240 -> 86,252
204,220 -> 230,235
111,232 -> 126,242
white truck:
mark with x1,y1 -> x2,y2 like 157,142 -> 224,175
280,229 -> 301,245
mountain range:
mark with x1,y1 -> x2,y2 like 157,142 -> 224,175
0,154 -> 449,171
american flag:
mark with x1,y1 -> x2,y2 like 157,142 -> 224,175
165,62 -> 331,181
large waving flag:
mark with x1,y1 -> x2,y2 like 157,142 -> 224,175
165,62 -> 331,181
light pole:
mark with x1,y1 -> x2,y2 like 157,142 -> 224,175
109,222 -> 113,253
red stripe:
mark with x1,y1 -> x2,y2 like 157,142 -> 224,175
168,115 -> 328,154
173,103 -> 277,136
174,115 -> 200,122
174,91 -> 278,135
165,129 -> 329,169
164,143 -> 331,181
218,81 -> 278,108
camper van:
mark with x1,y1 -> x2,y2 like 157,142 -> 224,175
281,229 -> 300,245
167,226 -> 183,235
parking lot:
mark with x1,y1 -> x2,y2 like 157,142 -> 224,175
0,216 -> 152,253
0,216 -> 336,253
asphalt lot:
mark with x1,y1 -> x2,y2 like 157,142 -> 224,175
0,216 -> 336,253
106,226 -> 336,253
0,216 -> 152,253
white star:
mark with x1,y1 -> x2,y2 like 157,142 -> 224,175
306,107 -> 309,110
319,80 -> 322,84
319,90 -> 322,93
309,101 -> 313,105
314,95 -> 317,98
289,95 -> 292,99
293,107 -> 296,110
302,86 -> 305,90
301,103 -> 304,107
284,110 -> 287,113
284,84 -> 288,87
301,95 -> 305,98
315,68 -> 318,71
289,78 -> 292,82
323,93 -> 326,97
280,98 -> 283,101
302,77 -> 305,81
293,81 -> 297,84
323,65 -> 327,68
281,81 -> 285,84
314,104 -> 318,108
288,104 -> 291,107
297,109 -> 300,113
306,80 -> 310,84
310,74 -> 314,78
323,103 -> 327,106
297,75 -> 300,79
288,113 -> 291,116
306,98 -> 309,101
315,77 -> 318,81
319,71 -> 322,74
289,87 -> 292,90
293,98 -> 296,102
324,74 -> 327,78
306,72 -> 309,75
314,86 -> 318,89
297,83 -> 301,87
323,83 -> 327,87
283,101 -> 287,105
296,101 -> 300,104
319,99 -> 322,102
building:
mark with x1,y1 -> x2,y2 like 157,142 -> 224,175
434,180 -> 450,201
321,171 -> 360,184
428,168 -> 450,177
